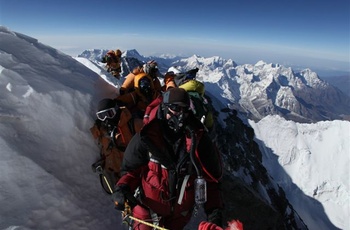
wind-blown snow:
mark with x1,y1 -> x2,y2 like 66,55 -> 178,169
0,26 -> 349,230
249,115 -> 349,230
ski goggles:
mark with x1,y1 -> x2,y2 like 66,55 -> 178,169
96,107 -> 117,121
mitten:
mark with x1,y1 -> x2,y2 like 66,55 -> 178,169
207,208 -> 223,228
111,184 -> 130,210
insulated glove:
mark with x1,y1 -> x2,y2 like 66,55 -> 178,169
207,208 -> 223,228
112,184 -> 130,210
198,221 -> 223,230
186,67 -> 199,75
185,67 -> 199,79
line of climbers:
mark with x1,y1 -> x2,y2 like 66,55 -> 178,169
90,55 -> 243,230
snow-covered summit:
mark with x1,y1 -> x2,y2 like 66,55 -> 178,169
123,49 -> 147,62
78,48 -> 108,61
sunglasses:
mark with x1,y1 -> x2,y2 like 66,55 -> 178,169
96,107 -> 117,121
167,104 -> 189,113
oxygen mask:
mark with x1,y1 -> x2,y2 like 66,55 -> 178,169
165,104 -> 189,133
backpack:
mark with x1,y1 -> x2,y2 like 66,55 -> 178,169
101,50 -> 122,78
188,91 -> 209,123
101,50 -> 117,64
178,79 -> 213,129
172,67 -> 199,87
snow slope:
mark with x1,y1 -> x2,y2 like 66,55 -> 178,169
0,26 -> 122,230
249,115 -> 349,229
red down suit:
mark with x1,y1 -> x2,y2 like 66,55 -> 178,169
117,104 -> 223,229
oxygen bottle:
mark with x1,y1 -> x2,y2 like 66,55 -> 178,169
186,125 -> 207,205
194,177 -> 207,204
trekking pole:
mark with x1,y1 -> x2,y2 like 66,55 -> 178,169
94,164 -> 114,194
102,174 -> 113,194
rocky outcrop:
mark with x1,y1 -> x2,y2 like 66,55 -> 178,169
212,106 -> 308,229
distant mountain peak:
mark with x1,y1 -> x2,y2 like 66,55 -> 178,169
123,49 -> 142,58
255,60 -> 267,66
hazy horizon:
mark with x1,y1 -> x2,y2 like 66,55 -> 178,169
1,0 -> 349,77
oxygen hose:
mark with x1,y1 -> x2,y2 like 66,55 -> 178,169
186,125 -> 207,205
186,125 -> 201,177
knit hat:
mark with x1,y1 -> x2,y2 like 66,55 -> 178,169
162,88 -> 190,107
97,98 -> 117,112
96,98 -> 121,122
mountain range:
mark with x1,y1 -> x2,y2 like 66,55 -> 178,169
79,49 -> 350,123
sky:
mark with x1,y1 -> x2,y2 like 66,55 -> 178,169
0,26 -> 349,230
0,0 -> 349,76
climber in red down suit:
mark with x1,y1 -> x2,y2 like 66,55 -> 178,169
112,87 -> 224,229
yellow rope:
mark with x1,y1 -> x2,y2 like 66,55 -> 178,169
109,186 -> 168,230
123,212 -> 169,230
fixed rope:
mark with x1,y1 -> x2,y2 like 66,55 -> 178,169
122,212 -> 169,230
